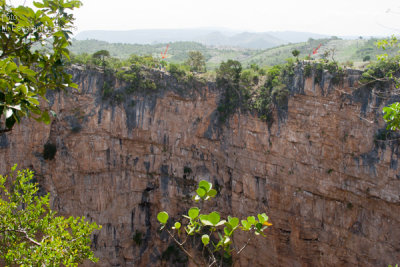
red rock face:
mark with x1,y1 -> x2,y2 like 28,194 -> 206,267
0,67 -> 399,266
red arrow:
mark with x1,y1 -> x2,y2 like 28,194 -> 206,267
161,44 -> 169,59
312,43 -> 322,55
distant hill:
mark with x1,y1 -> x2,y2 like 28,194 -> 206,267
74,29 -> 217,45
241,37 -> 399,67
193,31 -> 283,49
70,36 -> 398,69
69,40 -> 260,69
267,31 -> 329,43
74,29 -> 331,49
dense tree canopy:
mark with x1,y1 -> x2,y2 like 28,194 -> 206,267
185,51 -> 206,72
0,1 -> 101,266
0,166 -> 101,266
0,0 -> 81,132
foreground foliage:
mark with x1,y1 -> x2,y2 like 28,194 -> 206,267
362,36 -> 400,131
157,180 -> 272,266
0,165 -> 101,266
0,0 -> 81,132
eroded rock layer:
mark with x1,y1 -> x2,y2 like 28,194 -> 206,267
0,66 -> 399,266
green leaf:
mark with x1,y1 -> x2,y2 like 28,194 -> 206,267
173,222 -> 181,230
19,67 -> 37,77
42,110 -> 51,124
207,189 -> 217,197
27,97 -> 40,106
157,211 -> 169,224
17,84 -> 28,95
257,213 -> 268,224
241,220 -> 251,230
188,207 -> 200,219
247,216 -> 256,225
69,82 -> 79,89
199,180 -> 212,192
208,211 -> 221,225
228,216 -> 239,229
201,234 -> 210,246
196,187 -> 206,198
199,214 -> 213,226
224,226 -> 232,236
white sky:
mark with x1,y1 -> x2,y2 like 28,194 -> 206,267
10,0 -> 400,36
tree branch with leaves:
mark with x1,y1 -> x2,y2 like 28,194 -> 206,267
157,180 -> 272,266
0,0 -> 81,132
0,165 -> 101,266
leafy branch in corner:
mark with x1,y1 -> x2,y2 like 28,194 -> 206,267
157,180 -> 272,267
0,0 -> 81,132
359,36 -> 400,132
0,165 -> 101,266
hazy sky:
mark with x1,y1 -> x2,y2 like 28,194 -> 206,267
11,0 -> 400,36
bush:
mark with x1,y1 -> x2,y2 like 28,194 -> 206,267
311,61 -> 344,86
304,63 -> 312,77
116,63 -> 158,94
251,60 -> 296,122
240,69 -> 259,88
360,56 -> 400,87
0,166 -> 101,266
216,60 -> 250,123
168,63 -> 187,80
253,85 -> 272,121
102,81 -> 113,99
272,84 -> 289,106
344,60 -> 354,68
363,55 -> 371,62
185,51 -> 206,72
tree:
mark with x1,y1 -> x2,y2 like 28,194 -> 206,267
92,50 -> 110,61
291,49 -> 300,61
363,55 -> 371,62
216,60 -> 245,122
92,49 -> 110,67
157,180 -> 272,266
0,0 -> 81,133
186,51 -> 206,72
217,60 -> 242,86
0,165 -> 101,266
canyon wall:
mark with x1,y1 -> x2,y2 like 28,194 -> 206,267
0,65 -> 399,266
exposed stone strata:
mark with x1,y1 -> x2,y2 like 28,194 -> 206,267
0,66 -> 399,266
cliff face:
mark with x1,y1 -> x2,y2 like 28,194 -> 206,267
0,65 -> 399,266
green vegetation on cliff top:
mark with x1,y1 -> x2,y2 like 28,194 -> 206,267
70,36 -> 399,70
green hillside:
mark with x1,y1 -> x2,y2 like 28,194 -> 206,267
69,40 -> 259,70
70,37 -> 399,70
242,37 -> 399,67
